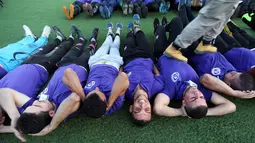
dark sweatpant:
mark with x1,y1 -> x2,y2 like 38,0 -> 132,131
123,31 -> 154,65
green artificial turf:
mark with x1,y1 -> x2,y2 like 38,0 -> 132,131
1,0 -> 255,142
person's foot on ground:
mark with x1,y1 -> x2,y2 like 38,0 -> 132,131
107,22 -> 114,36
164,43 -> 188,62
23,25 -> 35,38
72,24 -> 86,42
62,6 -> 71,19
133,14 -> 140,28
52,26 -> 66,41
41,25 -> 51,38
141,4 -> 148,18
195,41 -> 217,54
69,4 -> 75,19
128,2 -> 133,15
83,3 -> 93,16
127,22 -> 134,32
178,0 -> 186,10
122,1 -> 128,15
116,22 -> 123,35
153,18 -> 160,33
161,17 -> 167,26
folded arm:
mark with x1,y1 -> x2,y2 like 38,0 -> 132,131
107,72 -> 130,110
30,93 -> 81,136
153,93 -> 184,117
207,92 -> 236,116
200,74 -> 255,98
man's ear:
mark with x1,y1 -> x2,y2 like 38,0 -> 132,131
49,110 -> 55,117
182,100 -> 186,107
129,105 -> 133,113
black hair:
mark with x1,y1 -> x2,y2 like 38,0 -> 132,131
131,113 -> 150,127
81,93 -> 107,118
184,106 -> 208,119
236,72 -> 255,90
16,111 -> 52,134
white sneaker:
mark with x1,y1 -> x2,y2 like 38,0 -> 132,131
23,25 -> 34,37
41,25 -> 51,38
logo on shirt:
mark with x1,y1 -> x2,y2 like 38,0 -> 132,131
251,65 -> 255,69
39,88 -> 49,101
211,67 -> 221,76
171,72 -> 180,82
85,81 -> 95,88
127,72 -> 132,77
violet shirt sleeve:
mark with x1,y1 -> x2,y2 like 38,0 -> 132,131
105,95 -> 125,115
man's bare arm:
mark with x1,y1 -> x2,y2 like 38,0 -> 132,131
153,93 -> 184,117
30,93 -> 81,136
207,92 -> 236,116
107,72 -> 129,110
0,125 -> 13,133
200,74 -> 255,98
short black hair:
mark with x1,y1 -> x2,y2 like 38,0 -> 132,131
237,72 -> 254,90
131,112 -> 150,127
16,112 -> 52,134
81,93 -> 107,118
184,106 -> 208,119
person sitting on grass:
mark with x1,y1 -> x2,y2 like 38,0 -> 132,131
62,0 -> 92,20
0,0 -> 3,7
0,25 -> 76,134
123,14 -> 164,126
153,17 -> 236,119
0,25 -> 50,79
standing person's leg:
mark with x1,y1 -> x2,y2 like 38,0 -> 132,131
108,23 -> 124,70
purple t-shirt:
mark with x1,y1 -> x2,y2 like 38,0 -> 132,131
20,64 -> 87,113
224,48 -> 255,72
124,58 -> 164,102
0,64 -> 48,98
0,66 -> 7,79
84,64 -> 124,115
158,56 -> 212,101
0,64 -> 49,113
189,52 -> 236,80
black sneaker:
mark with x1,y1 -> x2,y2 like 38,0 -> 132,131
161,17 -> 168,26
134,3 -> 142,17
71,24 -> 87,42
52,26 -> 66,41
90,28 -> 99,42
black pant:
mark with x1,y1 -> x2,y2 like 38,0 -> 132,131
214,31 -> 242,54
227,21 -> 255,48
154,17 -> 198,59
57,42 -> 91,71
123,31 -> 154,65
178,5 -> 195,28
73,1 -> 84,17
23,39 -> 74,74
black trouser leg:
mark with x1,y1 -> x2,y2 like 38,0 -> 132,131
135,30 -> 154,59
168,17 -> 184,43
123,32 -> 137,64
154,25 -> 169,60
214,35 -> 229,54
24,39 -> 74,74
186,6 -> 195,22
178,5 -> 189,28
33,39 -> 61,56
